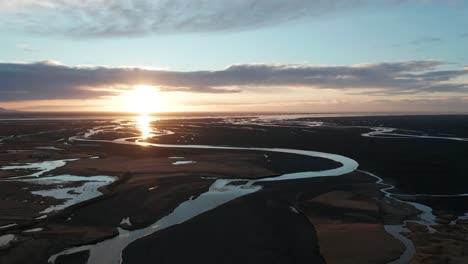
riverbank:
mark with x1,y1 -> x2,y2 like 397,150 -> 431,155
0,115 -> 467,263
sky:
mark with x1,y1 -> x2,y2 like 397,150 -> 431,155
1,0 -> 468,113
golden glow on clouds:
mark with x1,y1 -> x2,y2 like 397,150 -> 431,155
3,85 -> 467,113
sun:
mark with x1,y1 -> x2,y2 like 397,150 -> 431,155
124,85 -> 162,115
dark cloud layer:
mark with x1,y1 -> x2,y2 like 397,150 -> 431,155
0,0 -> 409,37
1,60 -> 467,101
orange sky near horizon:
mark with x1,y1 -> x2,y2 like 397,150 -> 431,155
2,84 -> 467,114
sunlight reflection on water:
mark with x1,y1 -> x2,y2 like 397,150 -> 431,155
136,115 -> 155,140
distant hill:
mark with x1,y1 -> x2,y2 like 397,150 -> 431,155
0,107 -> 17,112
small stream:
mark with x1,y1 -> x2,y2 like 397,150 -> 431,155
2,116 -> 467,264
51,118 -> 468,264
50,122 -> 359,264
0,157 -> 117,216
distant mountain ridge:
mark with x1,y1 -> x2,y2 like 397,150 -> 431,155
0,107 -> 17,112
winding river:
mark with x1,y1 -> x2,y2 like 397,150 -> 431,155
1,116 -> 464,264
48,120 -> 360,263
46,116 -> 468,264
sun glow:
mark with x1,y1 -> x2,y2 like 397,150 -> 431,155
136,114 -> 154,140
124,85 -> 163,115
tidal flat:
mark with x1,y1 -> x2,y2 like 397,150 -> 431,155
0,114 -> 467,264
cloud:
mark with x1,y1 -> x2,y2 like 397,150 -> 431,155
410,37 -> 443,45
17,43 -> 39,52
175,97 -> 468,113
1,60 -> 467,102
0,0 -> 417,37
392,37 -> 442,47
